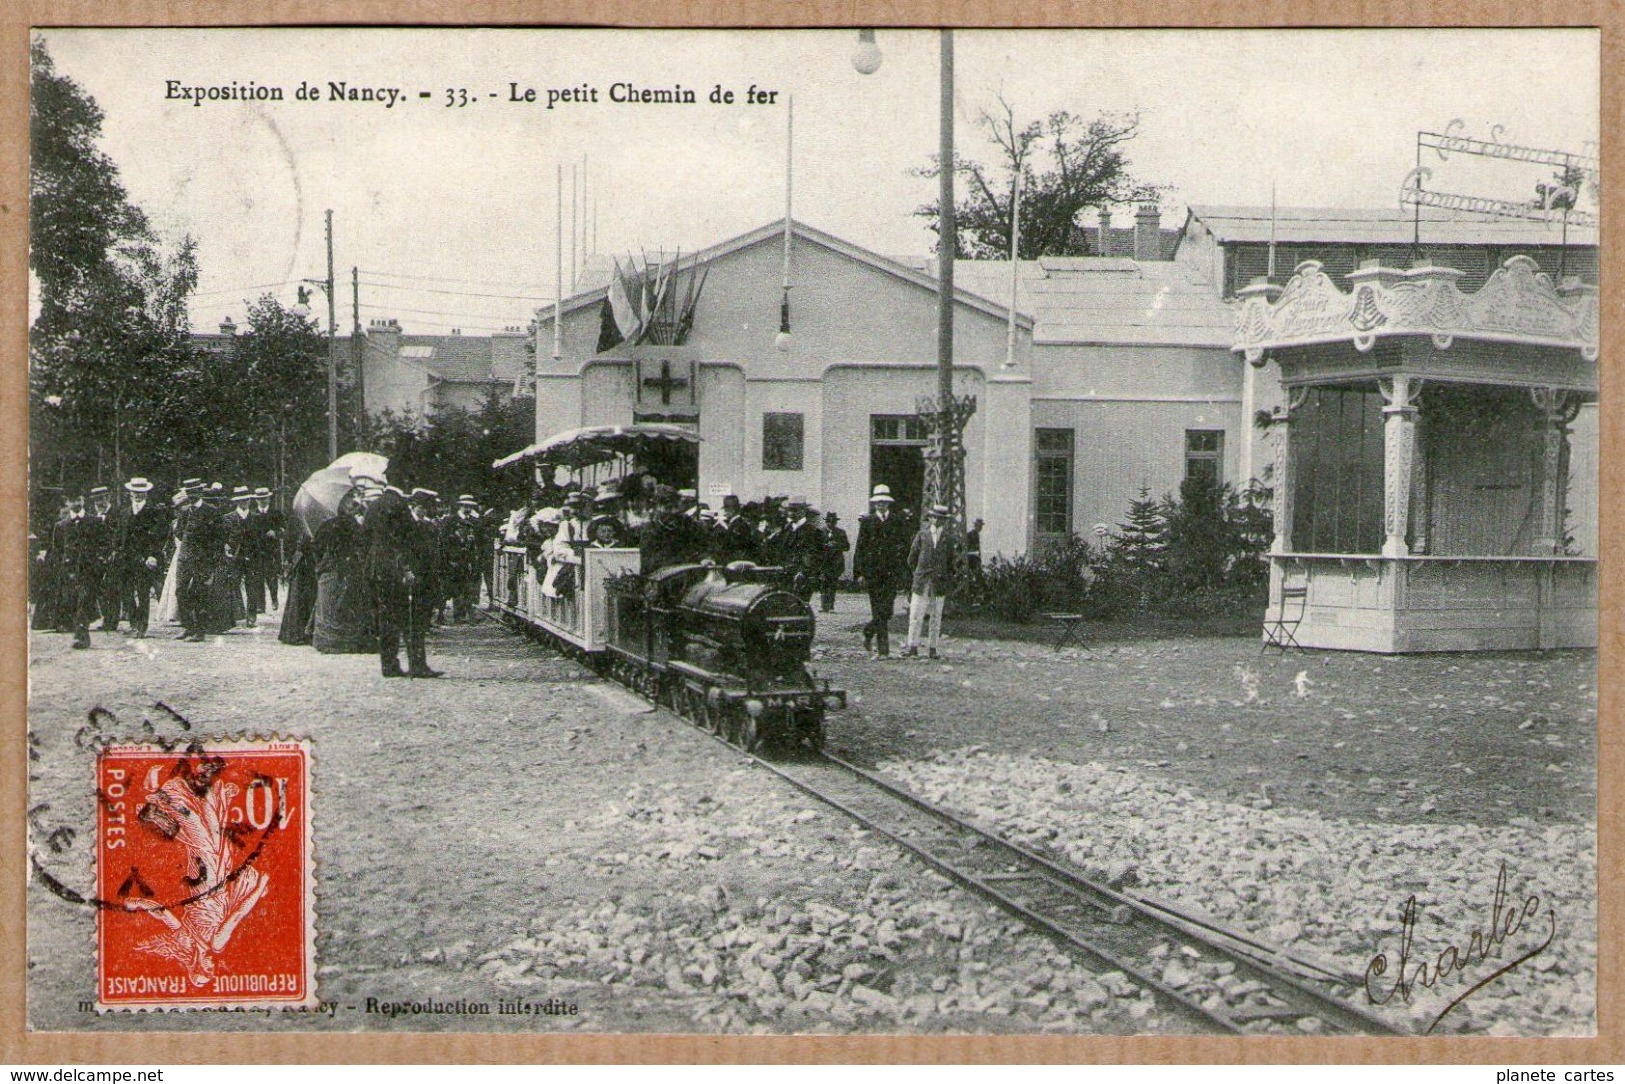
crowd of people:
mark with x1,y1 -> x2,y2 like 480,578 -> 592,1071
31,478 -> 283,648
500,478 -> 854,611
34,467 -> 988,670
279,472 -> 495,677
30,471 -> 499,680
498,473 -> 985,659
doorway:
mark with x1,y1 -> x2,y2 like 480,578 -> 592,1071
634,432 -> 700,491
870,414 -> 927,516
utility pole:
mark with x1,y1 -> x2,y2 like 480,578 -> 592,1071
352,265 -> 364,437
325,209 -> 337,461
920,30 -> 972,540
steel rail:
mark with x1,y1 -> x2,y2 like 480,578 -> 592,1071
487,601 -> 1405,1035
818,751 -> 1402,1034
663,698 -> 1404,1035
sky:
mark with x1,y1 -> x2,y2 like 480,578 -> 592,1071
35,27 -> 1601,338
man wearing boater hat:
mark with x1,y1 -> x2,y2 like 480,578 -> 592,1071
222,486 -> 259,625
111,477 -> 169,638
904,503 -> 959,659
852,483 -> 911,658
248,486 -> 283,612
82,485 -> 121,631
448,494 -> 484,622
780,497 -> 822,602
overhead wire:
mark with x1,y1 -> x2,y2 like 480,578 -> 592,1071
359,278 -> 556,302
190,279 -> 306,299
362,268 -> 560,292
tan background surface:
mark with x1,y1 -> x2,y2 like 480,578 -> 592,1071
2,0 -> 1618,1065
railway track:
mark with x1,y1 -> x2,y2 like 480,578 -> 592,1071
658,697 -> 1408,1036
491,603 -> 1403,1034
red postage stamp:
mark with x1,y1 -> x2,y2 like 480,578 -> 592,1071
95,739 -> 315,1011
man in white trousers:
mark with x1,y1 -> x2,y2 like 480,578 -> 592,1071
904,504 -> 958,659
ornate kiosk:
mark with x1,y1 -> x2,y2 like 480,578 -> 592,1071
1236,255 -> 1598,652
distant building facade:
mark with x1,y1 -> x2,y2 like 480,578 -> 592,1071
360,320 -> 532,417
525,208 -> 1597,561
191,315 -> 534,425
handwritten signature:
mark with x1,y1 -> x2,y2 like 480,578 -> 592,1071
1364,861 -> 1557,1034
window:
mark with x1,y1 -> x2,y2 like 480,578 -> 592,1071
1035,428 -> 1074,536
871,415 -> 928,445
762,412 -> 804,471
1185,429 -> 1225,485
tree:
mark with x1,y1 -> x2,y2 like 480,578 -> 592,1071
1163,474 -> 1243,593
29,37 -> 199,488
228,295 -> 330,493
1114,485 -> 1168,576
359,388 -> 533,510
913,96 -> 1167,259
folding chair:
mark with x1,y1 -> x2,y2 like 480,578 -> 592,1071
1044,612 -> 1088,651
1261,579 -> 1309,654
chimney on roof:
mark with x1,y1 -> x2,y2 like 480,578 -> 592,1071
1134,203 -> 1162,261
367,318 -> 402,355
219,317 -> 237,336
1096,208 -> 1114,257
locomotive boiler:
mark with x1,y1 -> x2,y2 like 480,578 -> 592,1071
605,562 -> 843,753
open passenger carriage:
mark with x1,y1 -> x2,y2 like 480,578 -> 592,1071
490,424 -> 843,752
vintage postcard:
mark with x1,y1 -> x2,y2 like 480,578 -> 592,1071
19,23 -> 1604,1048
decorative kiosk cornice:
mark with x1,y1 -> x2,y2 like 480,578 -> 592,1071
1234,255 -> 1599,365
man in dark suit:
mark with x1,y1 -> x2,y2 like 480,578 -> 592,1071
819,511 -> 850,613
178,485 -> 230,640
221,486 -> 258,625
780,498 -> 822,602
717,494 -> 756,564
904,503 -> 959,659
448,495 -> 484,622
364,485 -> 442,678
63,492 -> 108,649
85,486 -> 120,631
111,477 -> 169,638
851,484 -> 910,658
249,487 -> 283,611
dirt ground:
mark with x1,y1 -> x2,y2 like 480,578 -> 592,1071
25,591 -> 1598,1035
821,599 -> 1597,828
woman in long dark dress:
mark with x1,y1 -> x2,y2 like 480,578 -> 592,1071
312,493 -> 374,653
180,492 -> 238,637
278,527 -> 318,645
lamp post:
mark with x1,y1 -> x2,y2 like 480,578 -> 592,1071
854,30 -> 972,536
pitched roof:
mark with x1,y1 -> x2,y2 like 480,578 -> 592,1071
392,333 -> 530,384
534,219 -> 1035,333
1186,205 -> 1598,248
952,257 -> 1234,348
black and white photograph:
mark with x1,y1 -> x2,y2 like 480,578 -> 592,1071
22,26 -> 1601,1041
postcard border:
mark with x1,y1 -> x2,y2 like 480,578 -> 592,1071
2,0 -> 1618,1066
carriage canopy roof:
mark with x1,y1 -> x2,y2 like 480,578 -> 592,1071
492,424 -> 702,471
